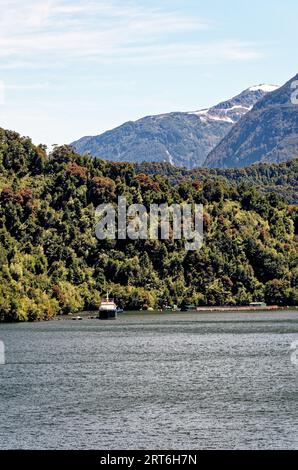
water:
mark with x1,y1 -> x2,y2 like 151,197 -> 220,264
0,311 -> 297,450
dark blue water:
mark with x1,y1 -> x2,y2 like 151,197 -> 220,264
0,311 -> 297,449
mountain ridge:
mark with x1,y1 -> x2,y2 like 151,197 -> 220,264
71,85 -> 277,169
205,74 -> 298,168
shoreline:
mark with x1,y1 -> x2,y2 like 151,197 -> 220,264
195,305 -> 284,313
1,307 -> 297,324
59,306 -> 297,320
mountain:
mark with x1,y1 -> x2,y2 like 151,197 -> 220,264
71,85 -> 277,169
205,75 -> 298,168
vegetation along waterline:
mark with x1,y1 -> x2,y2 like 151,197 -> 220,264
0,127 -> 297,322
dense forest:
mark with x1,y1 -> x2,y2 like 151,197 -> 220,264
136,160 -> 298,204
0,127 -> 297,321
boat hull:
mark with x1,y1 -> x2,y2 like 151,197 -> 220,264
98,309 -> 117,320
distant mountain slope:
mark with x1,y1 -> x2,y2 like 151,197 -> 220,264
71,85 -> 277,169
205,74 -> 298,168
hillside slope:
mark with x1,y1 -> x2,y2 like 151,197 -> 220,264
0,127 -> 297,321
205,74 -> 298,168
135,159 -> 298,204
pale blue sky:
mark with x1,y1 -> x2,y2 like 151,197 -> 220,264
0,0 -> 297,147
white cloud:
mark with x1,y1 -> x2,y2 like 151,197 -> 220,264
0,0 -> 262,67
96,41 -> 263,64
6,82 -> 52,90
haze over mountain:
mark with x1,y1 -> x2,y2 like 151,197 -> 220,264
71,85 -> 277,169
205,74 -> 298,168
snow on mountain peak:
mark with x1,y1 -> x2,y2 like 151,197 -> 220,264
249,84 -> 279,93
189,84 -> 279,124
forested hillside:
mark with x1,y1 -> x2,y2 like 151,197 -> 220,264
0,128 -> 297,321
135,159 -> 298,204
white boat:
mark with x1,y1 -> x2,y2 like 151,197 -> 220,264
72,316 -> 83,321
98,292 -> 117,320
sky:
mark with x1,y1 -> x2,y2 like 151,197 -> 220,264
0,0 -> 297,148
